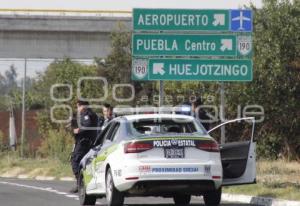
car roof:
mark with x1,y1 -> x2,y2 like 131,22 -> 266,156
121,114 -> 195,121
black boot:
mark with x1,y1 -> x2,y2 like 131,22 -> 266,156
69,175 -> 79,193
69,185 -> 78,193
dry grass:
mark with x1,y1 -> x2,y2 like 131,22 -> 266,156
0,152 -> 73,178
224,160 -> 300,201
257,160 -> 300,184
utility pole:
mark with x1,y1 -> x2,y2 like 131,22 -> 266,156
21,59 -> 27,157
159,80 -> 164,108
220,82 -> 226,144
9,101 -> 17,151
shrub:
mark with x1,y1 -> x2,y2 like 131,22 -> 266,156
0,130 -> 4,151
37,127 -> 74,163
257,133 -> 283,160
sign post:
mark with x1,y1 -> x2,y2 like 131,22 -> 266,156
159,80 -> 164,107
21,58 -> 27,157
220,82 -> 226,144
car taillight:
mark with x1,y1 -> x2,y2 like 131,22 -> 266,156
196,140 -> 219,152
124,142 -> 153,153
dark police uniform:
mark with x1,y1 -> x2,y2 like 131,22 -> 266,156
194,108 -> 210,131
71,108 -> 98,181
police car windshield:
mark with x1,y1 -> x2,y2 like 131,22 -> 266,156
130,118 -> 206,135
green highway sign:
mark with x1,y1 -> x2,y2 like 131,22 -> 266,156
133,8 -> 230,31
132,58 -> 252,81
132,33 -> 252,57
131,8 -> 254,83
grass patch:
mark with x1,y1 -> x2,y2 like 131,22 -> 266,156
224,182 -> 300,201
0,151 -> 72,178
224,160 -> 300,201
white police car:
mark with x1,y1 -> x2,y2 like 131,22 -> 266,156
79,113 -> 256,206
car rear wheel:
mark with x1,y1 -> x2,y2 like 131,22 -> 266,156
79,172 -> 96,206
173,194 -> 191,205
203,187 -> 222,206
106,168 -> 124,206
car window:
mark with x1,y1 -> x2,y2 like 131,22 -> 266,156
106,123 -> 120,142
103,122 -> 120,142
94,121 -> 114,146
130,118 -> 206,136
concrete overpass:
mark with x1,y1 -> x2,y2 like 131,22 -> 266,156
0,13 -> 132,59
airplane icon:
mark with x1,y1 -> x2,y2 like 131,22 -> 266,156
232,11 -> 251,30
231,10 -> 252,32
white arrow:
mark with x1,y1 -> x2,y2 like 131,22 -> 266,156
153,63 -> 165,75
220,39 -> 233,51
213,14 -> 225,26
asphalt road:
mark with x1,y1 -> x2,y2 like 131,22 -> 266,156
0,178 -> 255,206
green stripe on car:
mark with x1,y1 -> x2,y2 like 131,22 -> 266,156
95,144 -> 119,163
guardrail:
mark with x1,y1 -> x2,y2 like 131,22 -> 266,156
0,8 -> 132,17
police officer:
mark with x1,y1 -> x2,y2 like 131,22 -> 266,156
93,103 -> 114,146
191,97 -> 211,131
70,100 -> 98,193
101,103 -> 113,129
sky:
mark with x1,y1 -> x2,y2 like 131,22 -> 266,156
1,0 -> 263,11
0,0 -> 263,79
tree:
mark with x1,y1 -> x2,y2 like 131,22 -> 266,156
33,59 -> 99,108
28,59 -> 102,135
0,65 -> 19,110
99,23 -> 132,84
4,65 -> 18,94
225,0 -> 300,160
95,23 -> 155,105
0,65 -> 18,95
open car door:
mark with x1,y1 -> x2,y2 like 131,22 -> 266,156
208,117 -> 256,186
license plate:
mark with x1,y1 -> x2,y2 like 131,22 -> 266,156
164,148 -> 185,159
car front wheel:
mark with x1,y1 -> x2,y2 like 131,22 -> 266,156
173,194 -> 191,205
203,187 -> 222,206
106,168 -> 124,206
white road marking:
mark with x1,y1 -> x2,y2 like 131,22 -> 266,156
0,181 -> 79,201
35,176 -> 55,181
17,175 -> 29,179
59,177 -> 75,181
0,180 -> 108,206
55,191 -> 68,195
65,194 -> 78,198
